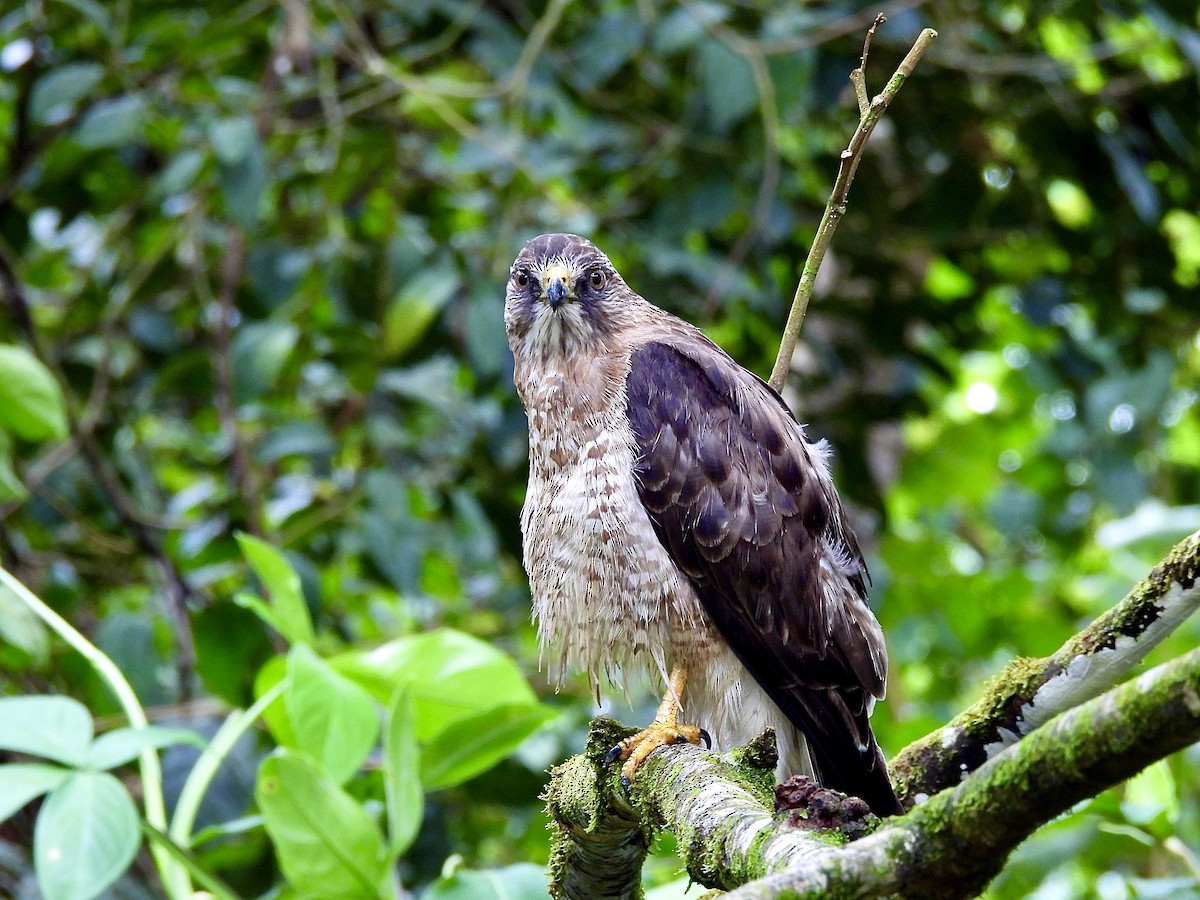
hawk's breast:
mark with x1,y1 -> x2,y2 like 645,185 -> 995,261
518,357 -> 706,693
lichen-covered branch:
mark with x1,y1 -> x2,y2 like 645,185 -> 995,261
545,531 -> 1200,897
545,721 -> 835,899
891,527 -> 1200,805
728,645 -> 1200,898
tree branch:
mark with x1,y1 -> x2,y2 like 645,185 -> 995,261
769,24 -> 939,391
729,645 -> 1200,898
545,530 -> 1200,897
891,526 -> 1200,804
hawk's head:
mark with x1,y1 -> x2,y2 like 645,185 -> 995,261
504,233 -> 640,358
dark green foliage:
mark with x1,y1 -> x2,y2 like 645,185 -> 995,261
0,0 -> 1198,896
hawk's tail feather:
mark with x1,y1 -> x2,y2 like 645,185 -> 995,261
791,688 -> 904,817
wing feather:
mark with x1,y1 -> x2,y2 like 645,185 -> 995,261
625,337 -> 901,815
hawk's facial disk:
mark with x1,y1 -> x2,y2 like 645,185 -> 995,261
504,233 -> 624,355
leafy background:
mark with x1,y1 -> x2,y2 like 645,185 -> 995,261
0,0 -> 1198,897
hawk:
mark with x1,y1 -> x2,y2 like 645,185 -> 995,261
505,233 -> 900,816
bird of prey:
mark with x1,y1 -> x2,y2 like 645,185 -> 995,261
505,232 -> 900,816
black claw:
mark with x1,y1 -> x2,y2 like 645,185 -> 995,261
699,729 -> 712,750
620,774 -> 631,796
604,745 -> 623,767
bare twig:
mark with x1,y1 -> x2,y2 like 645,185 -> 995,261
210,226 -> 263,538
768,24 -> 938,391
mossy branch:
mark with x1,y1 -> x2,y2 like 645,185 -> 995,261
769,21 -> 939,391
545,530 -> 1200,897
727,644 -> 1200,898
891,527 -> 1200,805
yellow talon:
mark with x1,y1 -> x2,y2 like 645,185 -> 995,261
604,667 -> 711,792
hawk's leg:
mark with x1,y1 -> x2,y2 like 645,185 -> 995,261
604,666 -> 711,792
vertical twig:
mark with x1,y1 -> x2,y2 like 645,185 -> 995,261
211,226 -> 263,537
769,22 -> 938,392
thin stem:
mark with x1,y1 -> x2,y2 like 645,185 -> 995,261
769,26 -> 938,391
170,680 -> 286,847
0,565 -> 186,897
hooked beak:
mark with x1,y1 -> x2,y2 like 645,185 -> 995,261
542,265 -> 572,310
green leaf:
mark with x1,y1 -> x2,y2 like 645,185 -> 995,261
382,262 -> 459,359
209,116 -> 258,165
254,655 -> 296,746
230,322 -> 300,403
332,628 -> 537,740
0,695 -> 93,766
0,429 -> 29,503
424,862 -> 550,900
256,750 -> 388,899
383,687 -> 422,856
0,344 -> 69,442
30,62 -> 105,125
235,532 -> 314,645
925,257 -> 977,302
285,644 -> 380,785
698,38 -> 756,133
0,577 -> 47,662
0,763 -> 70,823
86,726 -> 205,771
34,771 -> 140,900
420,703 -> 556,791
74,94 -> 148,149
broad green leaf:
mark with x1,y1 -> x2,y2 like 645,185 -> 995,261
0,344 -> 69,442
30,62 -> 105,125
230,321 -> 299,403
0,695 -> 92,766
383,687 -> 422,856
332,629 -> 537,741
34,771 -> 140,900
256,751 -> 388,899
209,116 -> 258,165
420,704 -> 556,792
285,644 -> 379,785
0,763 -> 70,823
424,862 -> 550,900
86,726 -> 205,771
235,532 -> 314,645
74,94 -> 148,149
698,38 -> 756,133
382,263 -> 459,359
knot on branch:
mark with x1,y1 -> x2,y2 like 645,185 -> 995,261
774,776 -> 876,840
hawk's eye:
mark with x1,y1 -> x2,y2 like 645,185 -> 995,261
589,270 -> 606,290
515,271 -> 530,288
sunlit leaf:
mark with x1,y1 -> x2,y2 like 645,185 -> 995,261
332,628 -> 538,740
235,533 -> 314,645
0,344 -> 68,442
256,750 -> 388,899
420,703 -> 556,792
383,686 -> 422,856
34,771 -> 140,900
0,763 -> 70,823
423,862 -> 550,900
85,726 -> 205,771
285,644 -> 379,785
0,695 -> 92,766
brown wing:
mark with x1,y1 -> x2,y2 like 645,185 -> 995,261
625,338 -> 900,815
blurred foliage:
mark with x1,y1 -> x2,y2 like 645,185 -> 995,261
0,0 -> 1198,896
